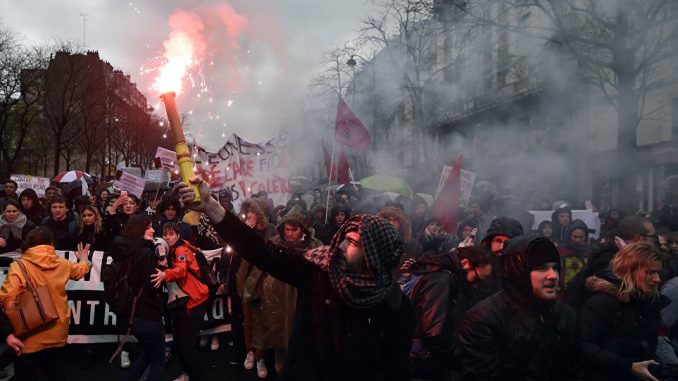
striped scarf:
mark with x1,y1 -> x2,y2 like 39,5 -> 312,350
304,214 -> 404,308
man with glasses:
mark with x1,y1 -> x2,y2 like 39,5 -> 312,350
479,217 -> 524,257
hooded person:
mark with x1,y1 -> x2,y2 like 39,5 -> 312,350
236,197 -> 278,374
480,216 -> 524,257
557,219 -> 591,291
409,195 -> 429,236
417,217 -> 455,255
378,206 -> 423,279
251,206 -> 323,375
176,176 -> 415,381
458,236 -> 582,380
19,188 -> 46,226
405,246 -> 496,378
551,207 -> 573,245
324,203 -> 351,245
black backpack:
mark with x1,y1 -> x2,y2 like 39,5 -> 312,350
193,249 -> 220,294
102,254 -> 139,318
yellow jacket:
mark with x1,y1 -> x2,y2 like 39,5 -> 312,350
0,245 -> 91,353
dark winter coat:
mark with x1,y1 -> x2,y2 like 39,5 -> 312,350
19,188 -> 46,226
109,237 -> 165,321
76,225 -> 111,252
213,212 -> 415,381
580,276 -> 669,381
458,236 -> 582,381
41,212 -> 79,250
406,252 -> 494,374
563,243 -> 617,311
459,290 -> 581,381
325,204 -> 351,245
551,207 -> 572,245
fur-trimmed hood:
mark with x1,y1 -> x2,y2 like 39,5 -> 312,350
276,205 -> 312,238
586,275 -> 628,303
378,206 -> 412,241
239,198 -> 270,225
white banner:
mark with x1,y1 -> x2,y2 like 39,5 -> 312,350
10,174 -> 51,197
529,210 -> 601,239
193,132 -> 292,209
0,249 -> 232,343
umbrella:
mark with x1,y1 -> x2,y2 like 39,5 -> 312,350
52,170 -> 93,184
358,175 -> 413,198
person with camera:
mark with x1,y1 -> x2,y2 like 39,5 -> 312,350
580,242 -> 666,381
0,227 -> 91,381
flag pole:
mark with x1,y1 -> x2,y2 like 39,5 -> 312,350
324,139 -> 336,225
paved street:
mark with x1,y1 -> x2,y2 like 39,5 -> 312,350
0,335 -> 268,381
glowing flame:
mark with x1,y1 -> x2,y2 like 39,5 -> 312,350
152,10 -> 208,95
153,32 -> 199,94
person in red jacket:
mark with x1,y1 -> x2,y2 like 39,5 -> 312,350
151,222 -> 208,381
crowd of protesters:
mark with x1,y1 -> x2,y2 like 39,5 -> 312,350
0,175 -> 677,381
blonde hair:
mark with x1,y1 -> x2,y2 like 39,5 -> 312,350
611,242 -> 661,298
79,205 -> 103,235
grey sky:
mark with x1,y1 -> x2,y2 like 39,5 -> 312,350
0,0 -> 369,149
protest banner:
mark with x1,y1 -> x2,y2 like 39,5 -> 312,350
193,132 -> 292,209
435,167 -> 476,208
10,174 -> 51,197
113,172 -> 146,199
0,248 -> 231,343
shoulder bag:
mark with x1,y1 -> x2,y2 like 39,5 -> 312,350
4,260 -> 59,338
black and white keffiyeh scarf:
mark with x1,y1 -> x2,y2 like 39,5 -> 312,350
304,214 -> 404,308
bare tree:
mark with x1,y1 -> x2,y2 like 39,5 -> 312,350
38,44 -> 88,176
0,27 -> 48,178
358,0 -> 474,166
468,0 -> 678,212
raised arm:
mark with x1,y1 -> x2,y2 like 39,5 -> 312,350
177,177 -> 312,288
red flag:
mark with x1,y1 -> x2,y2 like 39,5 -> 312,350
432,156 -> 463,234
335,97 -> 371,153
337,148 -> 350,185
321,140 -> 336,181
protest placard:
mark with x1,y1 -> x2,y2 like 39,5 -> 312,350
113,172 -> 146,199
10,174 -> 51,197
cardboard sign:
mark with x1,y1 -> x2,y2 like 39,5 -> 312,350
155,147 -> 179,174
113,172 -> 146,199
435,167 -> 476,208
10,174 -> 51,197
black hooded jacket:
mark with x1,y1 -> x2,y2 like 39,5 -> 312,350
551,207 -> 572,245
407,251 -> 494,373
325,204 -> 351,244
19,188 -> 46,226
458,236 -> 582,381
